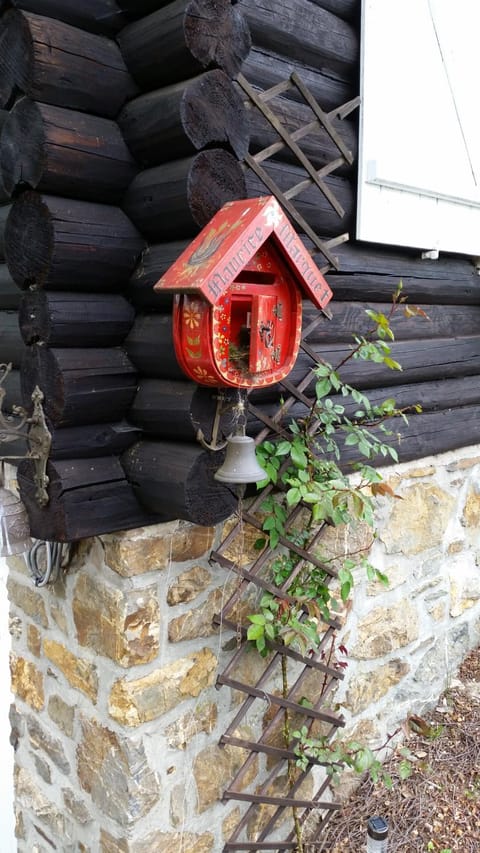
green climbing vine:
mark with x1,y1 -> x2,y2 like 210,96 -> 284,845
245,284 -> 423,850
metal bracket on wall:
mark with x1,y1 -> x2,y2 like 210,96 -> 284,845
0,362 -> 51,507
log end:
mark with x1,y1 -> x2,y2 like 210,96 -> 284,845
182,69 -> 250,160
0,97 -> 45,196
122,440 -> 239,526
188,149 -> 246,228
5,191 -> 53,289
0,10 -> 32,109
184,0 -> 251,79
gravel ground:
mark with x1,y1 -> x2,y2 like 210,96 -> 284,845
318,647 -> 480,852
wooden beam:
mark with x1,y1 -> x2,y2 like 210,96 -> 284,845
119,70 -> 249,167
127,242 -> 185,311
240,48 -> 355,113
18,456 -> 159,541
287,335 -> 480,392
123,149 -> 246,240
0,311 -> 25,367
49,421 -> 141,459
118,0 -> 251,88
326,273 -> 480,305
19,292 -> 135,347
121,439 -> 239,525
5,192 -> 145,292
129,378 -> 238,442
1,98 -> 137,202
238,0 -> 358,79
124,314 -> 184,380
302,301 -> 480,343
0,264 -> 20,310
308,0 -> 359,22
21,345 -> 138,427
0,204 -> 11,262
244,158 -> 353,238
0,10 -> 137,116
11,0 -> 128,34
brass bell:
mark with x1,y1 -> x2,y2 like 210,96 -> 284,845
214,435 -> 267,484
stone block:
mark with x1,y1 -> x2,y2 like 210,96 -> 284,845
48,695 -> 75,738
313,519 -> 372,573
73,573 -> 160,667
346,659 -> 409,714
168,586 -> 226,643
462,486 -> 480,535
193,734 -> 258,813
413,643 -> 447,686
100,830 -> 214,853
352,599 -> 419,659
77,716 -> 161,827
27,715 -> 70,774
27,624 -> 42,657
164,702 -> 217,749
9,614 -> 22,640
109,648 -> 217,726
167,566 -> 212,606
246,773 -> 294,840
450,563 -> 480,617
102,522 -> 214,577
10,655 -> 44,710
223,806 -> 242,841
15,766 -> 65,838
446,454 -> 480,472
43,639 -> 98,703
7,579 -> 48,628
49,602 -> 68,634
33,754 -> 51,784
447,622 -> 469,670
9,703 -> 24,749
62,788 -> 92,825
221,516 -> 264,566
379,483 -> 455,555
100,831 -> 130,853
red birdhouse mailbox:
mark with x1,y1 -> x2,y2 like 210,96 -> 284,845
154,196 -> 333,388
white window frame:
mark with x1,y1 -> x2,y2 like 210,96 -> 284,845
357,0 -> 480,257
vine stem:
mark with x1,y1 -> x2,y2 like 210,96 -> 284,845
281,653 -> 304,853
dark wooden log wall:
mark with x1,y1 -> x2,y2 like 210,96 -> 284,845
0,0 -> 254,537
0,4 -> 157,539
1,0 -> 480,539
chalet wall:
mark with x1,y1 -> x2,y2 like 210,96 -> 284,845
1,0 -> 479,536
6,444 -> 480,850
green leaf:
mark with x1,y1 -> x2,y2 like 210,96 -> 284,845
315,378 -> 332,399
248,614 -> 266,625
269,528 -> 280,549
286,487 -> 302,506
353,747 -> 374,773
399,759 -> 412,780
290,442 -> 308,468
246,624 -> 264,641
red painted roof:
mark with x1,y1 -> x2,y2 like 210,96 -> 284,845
154,196 -> 333,309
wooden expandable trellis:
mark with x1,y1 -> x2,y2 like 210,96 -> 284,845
210,74 -> 360,850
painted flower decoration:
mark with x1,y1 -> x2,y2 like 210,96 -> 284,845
262,202 -> 282,228
193,366 -> 216,383
183,305 -> 202,329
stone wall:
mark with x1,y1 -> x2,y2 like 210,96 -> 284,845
6,445 -> 480,851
